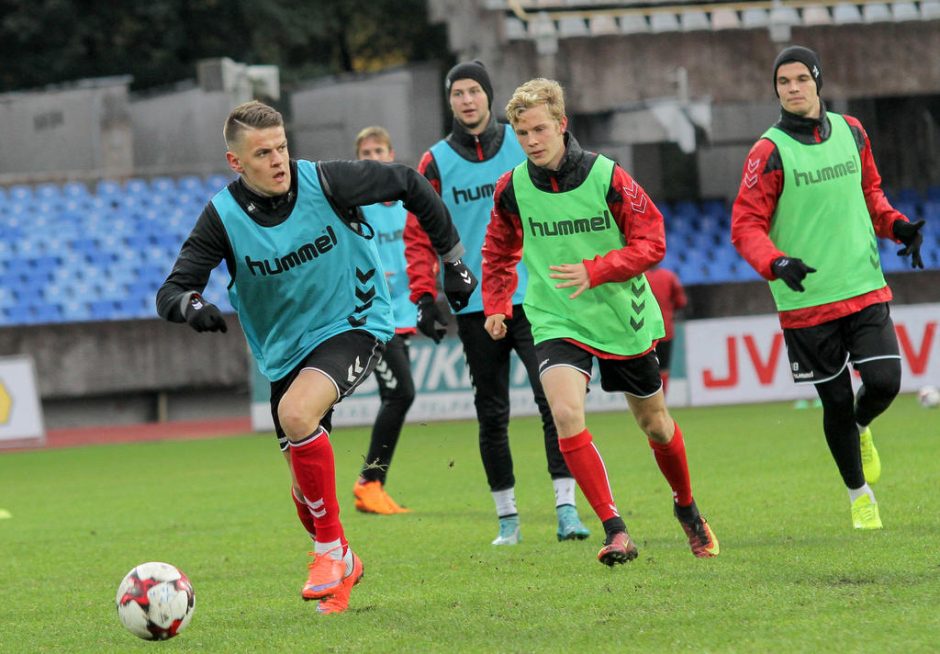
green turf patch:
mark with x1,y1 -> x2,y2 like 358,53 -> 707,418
1,396 -> 937,652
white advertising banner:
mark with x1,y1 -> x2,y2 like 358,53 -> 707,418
685,303 -> 940,406
0,355 -> 46,447
251,336 -> 632,430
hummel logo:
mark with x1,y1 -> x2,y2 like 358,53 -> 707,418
539,358 -> 550,370
346,356 -> 364,383
460,270 -> 472,285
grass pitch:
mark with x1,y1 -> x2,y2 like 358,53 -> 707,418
1,397 -> 938,653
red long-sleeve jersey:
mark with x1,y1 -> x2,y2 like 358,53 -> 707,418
482,134 -> 665,321
731,109 -> 909,329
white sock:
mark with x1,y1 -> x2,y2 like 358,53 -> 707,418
343,548 -> 354,576
857,422 -> 868,435
492,488 -> 517,518
314,539 -> 343,559
553,477 -> 576,508
848,484 -> 876,504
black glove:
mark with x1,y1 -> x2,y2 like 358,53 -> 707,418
771,257 -> 817,293
416,294 -> 448,344
184,292 -> 228,333
442,258 -> 478,312
893,219 -> 924,269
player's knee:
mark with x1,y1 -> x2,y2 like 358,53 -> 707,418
635,410 -> 671,442
863,362 -> 901,400
278,405 -> 320,441
551,402 -> 584,435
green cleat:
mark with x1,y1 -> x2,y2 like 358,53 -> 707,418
859,426 -> 881,484
492,516 -> 521,545
851,494 -> 883,530
556,504 -> 591,541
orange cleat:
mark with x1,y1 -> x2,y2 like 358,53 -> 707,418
353,480 -> 411,515
302,548 -> 346,600
674,502 -> 720,558
317,552 -> 364,615
597,531 -> 639,566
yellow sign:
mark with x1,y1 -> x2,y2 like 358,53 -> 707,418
0,380 -> 10,425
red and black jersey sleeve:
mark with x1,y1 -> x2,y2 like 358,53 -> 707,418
404,150 -> 443,303
730,138 -> 787,280
582,165 -> 666,286
481,170 -> 523,318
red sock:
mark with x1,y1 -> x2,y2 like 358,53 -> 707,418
660,370 -> 670,396
289,428 -> 345,547
290,486 -> 317,540
558,429 -> 620,522
648,420 -> 693,506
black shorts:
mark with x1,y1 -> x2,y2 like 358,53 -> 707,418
269,330 -> 386,450
655,339 -> 673,370
535,338 -> 663,397
783,302 -> 900,385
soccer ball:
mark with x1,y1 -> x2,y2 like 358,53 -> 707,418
918,385 -> 940,409
116,562 -> 195,640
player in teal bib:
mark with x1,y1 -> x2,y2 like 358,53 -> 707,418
485,78 -> 720,566
404,61 -> 589,546
732,46 -> 926,531
350,126 -> 418,516
156,102 -> 474,614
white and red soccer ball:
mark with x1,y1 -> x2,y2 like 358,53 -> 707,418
116,562 -> 195,640
918,385 -> 940,409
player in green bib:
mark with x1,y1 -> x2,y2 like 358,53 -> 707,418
483,78 -> 720,566
732,46 -> 926,531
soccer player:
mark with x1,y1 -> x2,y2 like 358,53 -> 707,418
404,60 -> 590,545
156,101 -> 476,613
646,264 -> 687,397
731,46 -> 925,530
483,78 -> 719,565
351,126 -> 417,514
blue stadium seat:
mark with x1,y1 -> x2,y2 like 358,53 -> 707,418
8,184 -> 33,203
96,179 -> 123,197
206,174 -> 234,191
150,176 -> 176,194
62,181 -> 91,199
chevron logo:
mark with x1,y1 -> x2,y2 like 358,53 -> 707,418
355,287 -> 376,302
631,280 -> 647,295
347,316 -> 367,327
354,300 -> 373,313
356,268 -> 375,283
744,157 -> 760,188
623,181 -> 648,214
347,356 -> 364,383
375,359 -> 398,390
631,299 -> 646,313
630,317 -> 645,331
460,270 -> 472,285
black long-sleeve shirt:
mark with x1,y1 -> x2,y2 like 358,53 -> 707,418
156,159 -> 463,322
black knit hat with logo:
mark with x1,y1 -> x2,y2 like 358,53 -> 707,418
445,60 -> 494,108
773,46 -> 822,96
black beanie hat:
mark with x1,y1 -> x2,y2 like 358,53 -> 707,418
445,60 -> 494,108
773,46 -> 822,97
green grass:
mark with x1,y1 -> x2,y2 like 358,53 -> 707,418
1,397 -> 938,653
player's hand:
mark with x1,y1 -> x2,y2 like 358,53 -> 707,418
771,257 -> 817,292
416,294 -> 448,344
549,263 -> 590,299
184,292 -> 228,333
484,314 -> 507,341
442,259 -> 478,312
893,219 -> 924,269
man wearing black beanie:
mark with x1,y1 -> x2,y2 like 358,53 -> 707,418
404,62 -> 591,546
731,45 -> 926,532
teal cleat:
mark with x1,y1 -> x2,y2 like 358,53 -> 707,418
492,516 -> 521,545
556,504 -> 591,541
